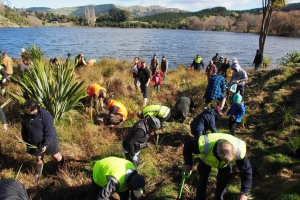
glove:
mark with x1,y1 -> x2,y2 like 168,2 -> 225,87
2,79 -> 6,83
132,155 -> 138,161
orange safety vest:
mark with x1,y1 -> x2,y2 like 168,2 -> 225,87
86,84 -> 106,97
108,100 -> 128,121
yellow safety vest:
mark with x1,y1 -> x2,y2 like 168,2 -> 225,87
93,157 -> 136,192
142,105 -> 170,118
198,133 -> 246,168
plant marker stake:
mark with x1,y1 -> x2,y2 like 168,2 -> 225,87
177,170 -> 191,199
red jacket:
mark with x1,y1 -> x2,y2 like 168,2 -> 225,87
152,71 -> 164,85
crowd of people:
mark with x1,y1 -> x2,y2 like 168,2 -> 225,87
0,49 -> 261,200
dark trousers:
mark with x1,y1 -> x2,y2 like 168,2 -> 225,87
235,85 -> 244,96
229,118 -> 240,136
140,84 -> 148,98
91,179 -> 130,200
196,160 -> 232,200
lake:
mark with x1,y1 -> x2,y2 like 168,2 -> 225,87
0,27 -> 299,69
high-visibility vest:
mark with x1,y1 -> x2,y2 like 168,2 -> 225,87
0,65 -> 4,80
198,133 -> 247,168
93,157 -> 136,192
108,100 -> 128,121
194,57 -> 202,64
142,105 -> 170,118
86,84 -> 106,97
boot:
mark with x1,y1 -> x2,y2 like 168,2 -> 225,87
35,162 -> 44,182
143,98 -> 147,107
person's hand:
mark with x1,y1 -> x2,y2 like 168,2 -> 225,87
146,83 -> 149,87
2,79 -> 6,83
237,193 -> 248,200
40,146 -> 47,153
132,155 -> 138,161
3,124 -> 7,132
183,164 -> 192,175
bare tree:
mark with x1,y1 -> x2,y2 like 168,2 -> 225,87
84,6 -> 96,26
259,0 -> 286,54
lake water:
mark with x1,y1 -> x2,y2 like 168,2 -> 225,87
0,27 -> 299,69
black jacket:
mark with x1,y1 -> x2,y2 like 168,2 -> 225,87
190,108 -> 217,138
21,107 -> 58,147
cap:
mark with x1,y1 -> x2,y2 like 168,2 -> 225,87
147,116 -> 161,130
131,174 -> 145,190
21,48 -> 26,52
233,93 -> 242,103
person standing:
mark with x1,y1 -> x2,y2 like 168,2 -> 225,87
217,56 -> 224,73
160,55 -> 168,79
173,95 -> 194,122
190,106 -> 221,138
132,57 -> 142,90
229,58 -> 248,96
252,49 -> 263,70
0,64 -> 8,96
152,69 -> 164,93
220,57 -> 230,79
205,60 -> 217,82
190,54 -> 204,71
65,53 -> 73,66
1,52 -> 13,80
92,157 -> 145,200
150,54 -> 159,76
138,62 -> 151,107
0,107 -> 8,163
137,105 -> 171,127
227,93 -> 246,136
21,99 -> 64,181
212,53 -> 220,65
203,73 -> 227,110
183,133 -> 252,200
122,116 -> 161,168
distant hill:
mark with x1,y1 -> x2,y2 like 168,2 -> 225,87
234,2 -> 300,14
26,4 -> 186,19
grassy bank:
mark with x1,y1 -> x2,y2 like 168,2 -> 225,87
1,57 -> 300,200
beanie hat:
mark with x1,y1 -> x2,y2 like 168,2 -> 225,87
131,174 -> 145,190
232,58 -> 238,65
147,116 -> 161,130
233,93 -> 242,103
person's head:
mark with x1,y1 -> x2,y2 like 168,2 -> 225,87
196,54 -> 200,58
104,98 -> 111,105
134,57 -> 139,64
225,58 -> 229,63
216,140 -> 235,163
2,52 -> 7,57
256,49 -> 260,54
78,54 -> 82,58
219,56 -> 223,61
21,48 -> 26,53
147,116 -> 161,134
209,60 -> 213,65
129,173 -> 145,192
233,93 -> 242,103
99,89 -> 107,99
24,99 -> 39,116
216,53 -> 219,56
232,58 -> 238,65
67,53 -> 71,57
153,54 -> 156,58
162,55 -> 166,60
141,61 -> 146,68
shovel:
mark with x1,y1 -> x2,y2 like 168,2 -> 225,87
177,170 -> 192,200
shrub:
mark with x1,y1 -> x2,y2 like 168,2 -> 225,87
279,51 -> 300,66
11,61 -> 86,120
262,56 -> 272,69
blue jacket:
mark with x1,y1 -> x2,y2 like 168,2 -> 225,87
227,103 -> 246,123
190,108 -> 217,137
204,74 -> 226,100
21,107 -> 58,147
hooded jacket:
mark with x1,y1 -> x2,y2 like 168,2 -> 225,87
230,63 -> 248,86
190,108 -> 217,138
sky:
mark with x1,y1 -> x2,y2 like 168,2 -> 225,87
4,0 -> 300,12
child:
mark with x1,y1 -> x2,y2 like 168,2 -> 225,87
152,69 -> 164,93
227,93 -> 245,136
